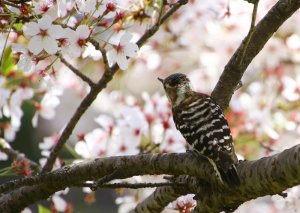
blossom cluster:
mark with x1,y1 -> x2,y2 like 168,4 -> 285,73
0,0 -> 146,144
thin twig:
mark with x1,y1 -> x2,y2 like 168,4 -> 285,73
137,0 -> 188,47
59,55 -> 96,87
89,38 -> 111,72
90,170 -> 120,191
2,0 -> 19,8
0,139 -> 41,173
239,1 -> 259,65
82,181 -> 185,189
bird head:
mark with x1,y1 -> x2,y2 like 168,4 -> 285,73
158,73 -> 192,107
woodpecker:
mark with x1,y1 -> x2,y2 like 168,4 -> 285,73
158,73 -> 240,186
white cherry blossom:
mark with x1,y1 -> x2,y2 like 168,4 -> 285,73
32,92 -> 61,127
23,15 -> 65,55
0,77 -> 10,118
75,128 -> 108,159
107,32 -> 139,70
62,25 -> 90,58
11,44 -> 36,73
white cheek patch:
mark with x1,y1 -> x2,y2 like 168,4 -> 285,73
174,85 -> 187,106
189,81 -> 194,90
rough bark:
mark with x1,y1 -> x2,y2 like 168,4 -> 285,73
1,145 -> 300,212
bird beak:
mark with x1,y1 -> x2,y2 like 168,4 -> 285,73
157,77 -> 164,84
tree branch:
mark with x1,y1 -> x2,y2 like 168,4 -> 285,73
211,0 -> 300,110
1,145 -> 300,212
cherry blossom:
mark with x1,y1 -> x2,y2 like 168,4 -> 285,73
169,194 -> 196,212
11,44 -> 36,73
51,189 -> 69,212
0,77 -> 10,118
39,134 -> 61,168
57,0 -> 75,18
23,15 -> 65,55
76,0 -> 96,14
106,107 -> 147,155
32,91 -> 61,127
75,128 -> 108,159
3,87 -> 34,129
92,0 -> 116,18
62,25 -> 91,58
107,32 -> 139,70
32,0 -> 57,17
0,139 -> 10,160
94,114 -> 115,135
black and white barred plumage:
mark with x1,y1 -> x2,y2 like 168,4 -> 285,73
158,73 -> 240,186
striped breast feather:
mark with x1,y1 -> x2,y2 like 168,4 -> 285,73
173,96 -> 234,149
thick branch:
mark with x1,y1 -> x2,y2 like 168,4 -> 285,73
211,0 -> 300,110
1,145 -> 300,212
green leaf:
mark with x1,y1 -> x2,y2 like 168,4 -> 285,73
1,46 -> 16,76
38,205 -> 52,213
13,23 -> 23,31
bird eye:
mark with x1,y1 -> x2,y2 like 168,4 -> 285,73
168,79 -> 180,87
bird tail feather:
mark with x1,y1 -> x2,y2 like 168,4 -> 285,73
219,165 -> 240,187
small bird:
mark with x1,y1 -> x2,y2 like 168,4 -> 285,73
158,73 -> 240,186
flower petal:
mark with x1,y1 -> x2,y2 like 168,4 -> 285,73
116,54 -> 128,70
76,25 -> 90,39
120,32 -> 132,44
28,36 -> 43,55
43,36 -> 58,54
65,44 -> 82,58
23,22 -> 40,36
124,43 -> 138,57
75,141 -> 90,158
48,25 -> 65,39
38,15 -> 53,30
107,49 -> 117,66
52,196 -> 67,212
